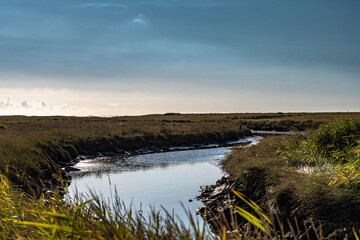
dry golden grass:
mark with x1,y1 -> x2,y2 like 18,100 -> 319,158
0,112 -> 359,192
222,128 -> 360,238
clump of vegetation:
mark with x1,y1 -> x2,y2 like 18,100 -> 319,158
0,124 -> 6,129
220,190 -> 338,240
287,120 -> 360,190
314,120 -> 360,161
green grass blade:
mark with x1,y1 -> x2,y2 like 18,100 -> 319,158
234,206 -> 267,233
17,221 -> 73,232
232,190 -> 272,224
354,228 -> 360,240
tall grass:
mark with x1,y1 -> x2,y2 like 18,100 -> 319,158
222,130 -> 360,238
0,174 -> 214,239
286,120 -> 360,190
314,120 -> 360,161
2,173 -> 354,240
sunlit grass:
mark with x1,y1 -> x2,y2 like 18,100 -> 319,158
0,174 -> 215,239
222,124 -> 360,238
3,172 -> 357,239
285,120 -> 360,190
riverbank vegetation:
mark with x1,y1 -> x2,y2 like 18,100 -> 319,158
220,120 -> 360,238
1,113 -> 360,239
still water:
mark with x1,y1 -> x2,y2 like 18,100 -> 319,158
67,137 -> 260,224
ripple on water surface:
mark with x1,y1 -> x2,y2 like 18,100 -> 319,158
67,147 -> 232,225
67,137 -> 261,226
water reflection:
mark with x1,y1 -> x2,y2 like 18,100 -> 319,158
67,137 -> 261,226
67,147 -> 232,225
68,161 -> 224,225
70,146 -> 233,177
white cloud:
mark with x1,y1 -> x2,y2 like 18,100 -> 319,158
132,14 -> 149,26
20,100 -> 31,109
0,98 -> 78,115
3,84 -> 355,116
108,103 -> 120,107
59,104 -> 76,110
0,88 -> 160,116
0,88 -> 79,115
0,98 -> 11,109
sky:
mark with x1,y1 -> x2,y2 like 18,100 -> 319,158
0,0 -> 359,116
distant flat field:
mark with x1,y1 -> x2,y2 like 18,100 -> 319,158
1,112 -> 359,193
1,112 -> 360,139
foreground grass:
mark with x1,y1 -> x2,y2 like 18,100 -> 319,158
1,174 -> 359,239
1,118 -> 360,239
2,173 -> 359,240
0,174 -> 214,239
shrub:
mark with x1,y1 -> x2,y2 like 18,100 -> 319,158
314,120 -> 360,161
285,120 -> 360,189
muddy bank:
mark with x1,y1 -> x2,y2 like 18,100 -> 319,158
30,130 -> 252,194
196,174 -> 268,235
197,161 -> 359,238
44,130 -> 251,166
65,137 -> 262,177
197,175 -> 357,239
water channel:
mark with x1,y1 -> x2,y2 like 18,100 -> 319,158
67,136 -> 262,225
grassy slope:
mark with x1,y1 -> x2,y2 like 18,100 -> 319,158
222,122 -> 360,238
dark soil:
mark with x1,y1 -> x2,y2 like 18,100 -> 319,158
29,129 -> 252,195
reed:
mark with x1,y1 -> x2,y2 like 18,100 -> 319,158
0,174 -> 214,239
1,172 -> 359,239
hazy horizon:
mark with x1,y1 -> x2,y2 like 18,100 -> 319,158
1,0 -> 359,116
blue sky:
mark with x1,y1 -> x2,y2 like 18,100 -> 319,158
0,0 -> 359,115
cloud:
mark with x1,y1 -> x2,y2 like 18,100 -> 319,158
108,103 -> 120,107
59,104 -> 75,110
132,14 -> 149,26
20,100 -> 31,109
0,98 -> 11,109
0,92 -> 79,115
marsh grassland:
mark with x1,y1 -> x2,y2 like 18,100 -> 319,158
0,112 -> 360,239
217,120 -> 360,239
